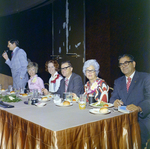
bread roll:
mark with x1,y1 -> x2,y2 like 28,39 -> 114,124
103,104 -> 109,107
100,107 -> 108,113
72,99 -> 76,101
22,93 -> 28,96
10,91 -> 15,94
42,97 -> 48,101
1,89 -> 5,91
63,101 -> 70,106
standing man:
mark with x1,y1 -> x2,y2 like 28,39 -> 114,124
2,39 -> 28,89
110,54 -> 150,148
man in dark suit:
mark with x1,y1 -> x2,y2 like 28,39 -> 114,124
110,54 -> 150,148
57,61 -> 84,98
2,39 -> 28,89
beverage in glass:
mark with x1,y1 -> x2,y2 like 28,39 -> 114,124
79,94 -> 86,109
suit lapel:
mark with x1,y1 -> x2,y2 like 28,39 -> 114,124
120,76 -> 128,100
11,48 -> 19,61
67,73 -> 74,91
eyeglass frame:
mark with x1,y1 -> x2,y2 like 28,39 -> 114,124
85,69 -> 96,73
61,65 -> 71,71
119,60 -> 133,67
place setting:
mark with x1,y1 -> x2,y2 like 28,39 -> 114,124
55,92 -> 73,107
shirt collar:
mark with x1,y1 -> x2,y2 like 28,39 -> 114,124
52,71 -> 58,78
12,47 -> 18,53
65,74 -> 72,81
126,71 -> 135,82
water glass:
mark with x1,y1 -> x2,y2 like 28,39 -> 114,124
33,89 -> 38,98
8,85 -> 13,92
54,94 -> 60,100
79,94 -> 86,109
63,92 -> 72,102
0,84 -> 2,90
20,88 -> 25,94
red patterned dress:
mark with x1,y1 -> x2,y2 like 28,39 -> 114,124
84,78 -> 109,102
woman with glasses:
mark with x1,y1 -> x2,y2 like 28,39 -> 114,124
42,60 -> 63,95
83,59 -> 109,102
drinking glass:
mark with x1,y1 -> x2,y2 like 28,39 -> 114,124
79,94 -> 86,109
33,89 -> 38,98
63,92 -> 72,102
8,85 -> 13,92
54,94 -> 60,100
20,88 -> 25,94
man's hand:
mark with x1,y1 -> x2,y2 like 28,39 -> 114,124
126,104 -> 142,112
2,52 -> 9,60
114,99 -> 123,107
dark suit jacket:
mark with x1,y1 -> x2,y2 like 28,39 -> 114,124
110,71 -> 150,142
56,73 -> 84,98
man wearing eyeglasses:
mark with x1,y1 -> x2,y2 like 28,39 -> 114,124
110,54 -> 150,148
56,61 -> 84,98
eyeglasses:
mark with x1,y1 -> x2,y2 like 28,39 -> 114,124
85,69 -> 96,73
119,61 -> 133,67
61,66 -> 71,71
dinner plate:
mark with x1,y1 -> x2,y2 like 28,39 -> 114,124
35,102 -> 46,107
90,103 -> 114,108
89,108 -> 111,115
19,94 -> 29,97
55,102 -> 73,107
7,92 -> 16,95
39,97 -> 51,102
1,89 -> 7,92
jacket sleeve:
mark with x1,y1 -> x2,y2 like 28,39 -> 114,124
72,75 -> 84,97
138,74 -> 150,118
109,79 -> 121,103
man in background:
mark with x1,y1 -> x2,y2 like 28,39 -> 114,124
2,39 -> 28,89
110,54 -> 150,149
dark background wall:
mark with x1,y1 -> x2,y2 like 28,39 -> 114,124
86,0 -> 150,87
0,0 -> 149,88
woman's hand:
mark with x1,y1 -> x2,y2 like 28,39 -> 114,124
42,88 -> 49,95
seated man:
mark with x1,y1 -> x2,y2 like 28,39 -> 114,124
109,54 -> 150,149
43,61 -> 84,98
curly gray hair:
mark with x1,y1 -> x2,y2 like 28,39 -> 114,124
27,62 -> 38,73
83,59 -> 100,76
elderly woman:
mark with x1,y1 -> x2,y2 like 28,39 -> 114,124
83,59 -> 109,102
27,62 -> 44,93
42,60 -> 63,95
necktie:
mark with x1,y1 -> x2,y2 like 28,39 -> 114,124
126,77 -> 131,92
11,52 -> 14,58
65,79 -> 68,92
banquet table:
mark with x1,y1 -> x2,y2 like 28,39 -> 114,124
0,96 -> 141,149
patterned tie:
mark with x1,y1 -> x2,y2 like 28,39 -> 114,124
126,77 -> 131,92
65,79 -> 68,92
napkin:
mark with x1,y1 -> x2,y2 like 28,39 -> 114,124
54,98 -> 61,104
118,106 -> 130,113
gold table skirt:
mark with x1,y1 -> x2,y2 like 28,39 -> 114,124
0,109 -> 141,149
